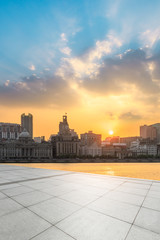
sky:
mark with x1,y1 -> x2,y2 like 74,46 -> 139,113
1,0 -> 160,139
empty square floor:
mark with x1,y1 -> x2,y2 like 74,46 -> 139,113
0,164 -> 160,240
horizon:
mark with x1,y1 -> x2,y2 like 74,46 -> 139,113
1,112 -> 159,140
1,0 -> 160,139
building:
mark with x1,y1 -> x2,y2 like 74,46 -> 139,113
102,143 -> 128,159
140,125 -> 157,141
21,113 -> 33,139
150,123 -> 160,143
80,131 -> 102,157
81,131 -> 101,147
102,136 -> 120,146
0,122 -> 21,140
81,142 -> 102,157
130,139 -> 157,156
0,129 -> 52,161
34,136 -> 45,143
51,115 -> 80,157
120,136 -> 141,148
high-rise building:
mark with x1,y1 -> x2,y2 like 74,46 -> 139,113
21,113 -> 33,139
140,125 -> 157,141
0,122 -> 21,140
150,123 -> 160,143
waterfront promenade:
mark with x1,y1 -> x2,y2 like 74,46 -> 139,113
0,165 -> 160,239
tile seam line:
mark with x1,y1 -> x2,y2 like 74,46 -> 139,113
55,180 -> 128,226
124,179 -> 153,240
0,172 -> 76,186
29,224 -> 77,240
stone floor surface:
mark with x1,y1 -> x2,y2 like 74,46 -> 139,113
0,164 -> 160,240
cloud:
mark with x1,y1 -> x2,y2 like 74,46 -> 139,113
60,33 -> 67,42
5,80 -> 10,87
60,47 -> 72,56
57,33 -> 122,80
0,74 -> 80,108
29,64 -> 36,71
140,28 -> 160,48
79,48 -> 160,98
119,112 -> 142,121
55,33 -> 160,109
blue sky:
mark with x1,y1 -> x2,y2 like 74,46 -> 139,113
1,0 -> 160,137
1,0 -> 160,83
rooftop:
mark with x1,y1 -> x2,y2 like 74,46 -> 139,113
0,165 -> 160,240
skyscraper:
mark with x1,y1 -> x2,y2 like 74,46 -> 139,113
21,113 -> 33,138
140,124 -> 157,141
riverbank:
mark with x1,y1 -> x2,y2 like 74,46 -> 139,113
1,158 -> 160,164
3,162 -> 160,180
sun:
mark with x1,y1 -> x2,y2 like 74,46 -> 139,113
109,130 -> 114,135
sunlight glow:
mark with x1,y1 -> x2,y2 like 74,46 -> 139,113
109,130 -> 114,135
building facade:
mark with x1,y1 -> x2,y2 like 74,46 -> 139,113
0,123 -> 21,140
21,113 -> 33,139
140,125 -> 157,141
81,142 -> 102,157
102,143 -> 128,159
81,131 -> 101,147
150,123 -> 160,143
130,139 -> 157,156
120,136 -> 141,148
0,129 -> 52,161
51,115 -> 80,157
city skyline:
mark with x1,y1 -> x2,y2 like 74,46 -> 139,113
1,0 -> 160,139
1,112 -> 160,141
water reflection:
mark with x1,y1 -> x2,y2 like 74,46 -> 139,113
7,163 -> 160,181
106,170 -> 115,175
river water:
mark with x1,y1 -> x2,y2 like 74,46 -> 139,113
7,163 -> 160,180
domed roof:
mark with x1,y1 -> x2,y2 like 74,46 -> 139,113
19,129 -> 30,138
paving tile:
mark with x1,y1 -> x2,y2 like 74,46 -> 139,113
126,225 -> 160,240
29,197 -> 81,224
105,190 -> 145,206
0,208 -> 51,240
41,184 -> 77,197
0,183 -> 21,190
79,185 -> 110,196
20,181 -> 54,190
0,192 -> 7,199
88,197 -> 140,223
122,182 -> 150,190
32,226 -> 74,240
0,198 -> 23,217
143,196 -> 160,211
152,182 -> 160,187
13,190 -> 53,207
135,207 -> 160,234
0,179 -> 11,184
117,186 -> 148,196
45,179 -> 66,186
60,190 -> 99,206
56,208 -> 131,240
2,186 -> 34,197
147,190 -> 160,199
150,186 -> 160,192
